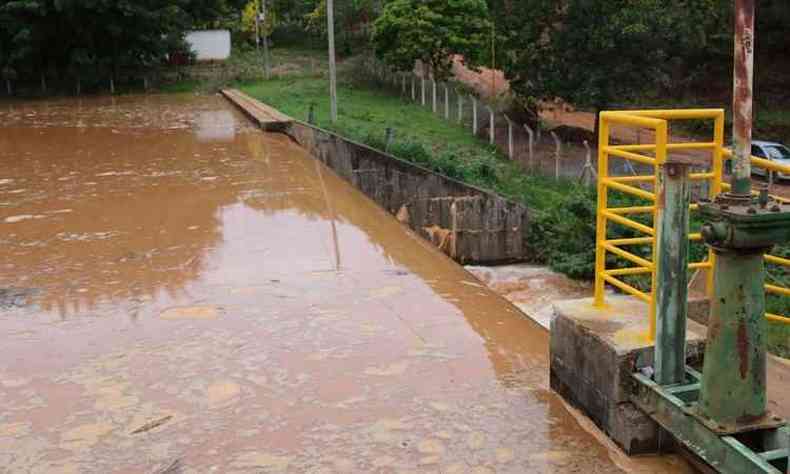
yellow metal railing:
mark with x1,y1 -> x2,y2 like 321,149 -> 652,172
594,109 -> 790,339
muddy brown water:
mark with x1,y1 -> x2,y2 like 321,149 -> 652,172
0,95 -> 691,473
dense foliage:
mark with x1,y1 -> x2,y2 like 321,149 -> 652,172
487,0 -> 728,122
372,0 -> 490,81
0,0 -> 246,84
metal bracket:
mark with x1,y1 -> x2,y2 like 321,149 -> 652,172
631,369 -> 789,473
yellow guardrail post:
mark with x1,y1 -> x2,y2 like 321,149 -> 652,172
594,115 -> 610,308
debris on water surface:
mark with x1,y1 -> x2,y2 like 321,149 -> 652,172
130,415 -> 173,435
159,305 -> 220,321
231,452 -> 292,471
0,287 -> 39,309
206,381 -> 241,406
153,458 -> 183,474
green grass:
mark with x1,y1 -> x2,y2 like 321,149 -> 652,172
237,67 -> 574,211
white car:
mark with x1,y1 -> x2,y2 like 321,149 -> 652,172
750,140 -> 790,180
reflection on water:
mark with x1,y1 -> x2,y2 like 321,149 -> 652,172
0,95 -> 686,473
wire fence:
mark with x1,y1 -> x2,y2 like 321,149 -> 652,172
358,57 -> 612,186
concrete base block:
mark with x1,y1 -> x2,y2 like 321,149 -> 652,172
550,296 -> 707,455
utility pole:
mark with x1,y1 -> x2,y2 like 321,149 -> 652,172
261,0 -> 271,79
327,0 -> 338,123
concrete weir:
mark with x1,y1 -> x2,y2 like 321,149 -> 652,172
550,297 -> 708,454
222,89 -> 530,265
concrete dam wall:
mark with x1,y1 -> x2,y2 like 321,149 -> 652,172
221,88 -> 532,265
285,121 -> 531,265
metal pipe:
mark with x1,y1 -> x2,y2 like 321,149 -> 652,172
730,0 -> 755,196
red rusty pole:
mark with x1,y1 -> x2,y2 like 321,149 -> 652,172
731,0 -> 755,197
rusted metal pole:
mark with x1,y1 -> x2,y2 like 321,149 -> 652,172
731,0 -> 755,196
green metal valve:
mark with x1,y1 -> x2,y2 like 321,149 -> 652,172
697,193 -> 790,433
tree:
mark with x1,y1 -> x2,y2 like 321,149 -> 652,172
305,0 -> 378,54
372,0 -> 490,81
0,0 -> 245,88
494,0 -> 728,134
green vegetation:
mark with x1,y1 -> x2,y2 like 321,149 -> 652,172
372,0 -> 490,81
238,61 -> 575,213
0,0 -> 247,89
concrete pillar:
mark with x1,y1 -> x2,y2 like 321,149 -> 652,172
551,131 -> 562,180
432,79 -> 437,113
472,97 -> 478,135
487,106 -> 495,145
523,124 -> 535,171
504,114 -> 514,159
457,92 -> 464,123
444,85 -> 450,120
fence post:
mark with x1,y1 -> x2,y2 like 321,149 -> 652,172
308,102 -> 316,124
457,91 -> 464,123
401,74 -> 406,96
472,96 -> 478,135
421,77 -> 426,106
579,140 -> 597,186
432,79 -> 437,113
551,131 -> 562,180
523,124 -> 535,171
444,85 -> 450,120
76,77 -> 81,96
411,75 -> 416,101
5,79 -> 11,96
487,106 -> 495,145
385,127 -> 395,152
143,76 -> 148,92
110,78 -> 115,95
504,114 -> 514,159
41,74 -> 46,94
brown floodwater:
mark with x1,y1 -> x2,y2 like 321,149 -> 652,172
0,95 -> 690,473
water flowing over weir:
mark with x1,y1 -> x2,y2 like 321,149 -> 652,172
0,94 -> 689,472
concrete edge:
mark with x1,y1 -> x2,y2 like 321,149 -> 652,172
221,88 -> 533,213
